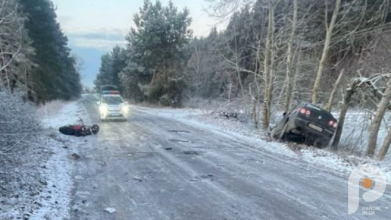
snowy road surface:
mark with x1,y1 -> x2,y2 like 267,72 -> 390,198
70,95 -> 391,220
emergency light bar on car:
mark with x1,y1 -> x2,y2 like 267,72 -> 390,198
102,90 -> 120,95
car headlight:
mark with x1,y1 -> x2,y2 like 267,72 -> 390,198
99,105 -> 108,114
121,105 -> 128,113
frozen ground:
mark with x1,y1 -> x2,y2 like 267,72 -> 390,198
0,100 -> 80,220
30,100 -> 90,220
70,95 -> 391,219
142,106 -> 391,185
4,96 -> 391,219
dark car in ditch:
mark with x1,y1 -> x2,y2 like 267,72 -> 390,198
271,102 -> 338,147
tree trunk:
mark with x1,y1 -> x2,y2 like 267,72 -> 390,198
25,67 -> 29,100
232,24 -> 245,97
332,79 -> 358,149
253,40 -> 261,129
253,97 -> 259,129
366,77 -> 391,157
291,49 -> 301,107
283,0 -> 297,113
277,79 -> 287,107
378,128 -> 391,160
266,5 -> 276,127
250,82 -> 259,129
326,69 -> 344,111
312,0 -> 341,104
262,0 -> 274,129
228,83 -> 232,101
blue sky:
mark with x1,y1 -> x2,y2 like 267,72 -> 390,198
51,0 -> 224,88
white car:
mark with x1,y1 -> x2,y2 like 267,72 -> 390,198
97,94 -> 129,121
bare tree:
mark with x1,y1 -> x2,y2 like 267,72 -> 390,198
366,77 -> 391,157
332,79 -> 359,149
378,127 -> 391,160
0,0 -> 35,99
325,69 -> 344,111
262,0 -> 275,129
251,39 -> 263,128
311,0 -> 341,104
332,72 -> 391,153
205,0 -> 256,18
283,0 -> 297,113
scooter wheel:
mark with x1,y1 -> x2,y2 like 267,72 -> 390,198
91,124 -> 100,134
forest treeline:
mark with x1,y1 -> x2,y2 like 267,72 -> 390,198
95,0 -> 391,158
96,0 -> 391,109
0,0 -> 82,103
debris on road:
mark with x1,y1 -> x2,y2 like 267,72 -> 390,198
168,130 -> 190,134
104,207 -> 116,214
133,176 -> 143,182
71,153 -> 81,159
39,179 -> 48,186
169,139 -> 190,143
184,150 -> 199,155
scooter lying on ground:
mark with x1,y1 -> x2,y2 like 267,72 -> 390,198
59,117 -> 99,136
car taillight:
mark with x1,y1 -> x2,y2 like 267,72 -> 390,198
329,120 -> 338,129
299,107 -> 311,115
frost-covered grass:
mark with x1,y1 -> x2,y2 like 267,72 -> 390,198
0,92 -> 47,219
0,93 -> 83,220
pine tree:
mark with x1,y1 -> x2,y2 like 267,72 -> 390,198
19,0 -> 81,102
94,53 -> 113,90
94,46 -> 127,92
110,46 -> 127,92
122,0 -> 192,106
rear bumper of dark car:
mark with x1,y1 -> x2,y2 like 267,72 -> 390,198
287,118 -> 335,141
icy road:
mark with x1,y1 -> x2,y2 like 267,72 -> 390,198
69,95 -> 391,220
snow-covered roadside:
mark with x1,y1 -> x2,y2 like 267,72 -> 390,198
140,107 -> 391,184
30,100 -> 85,220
